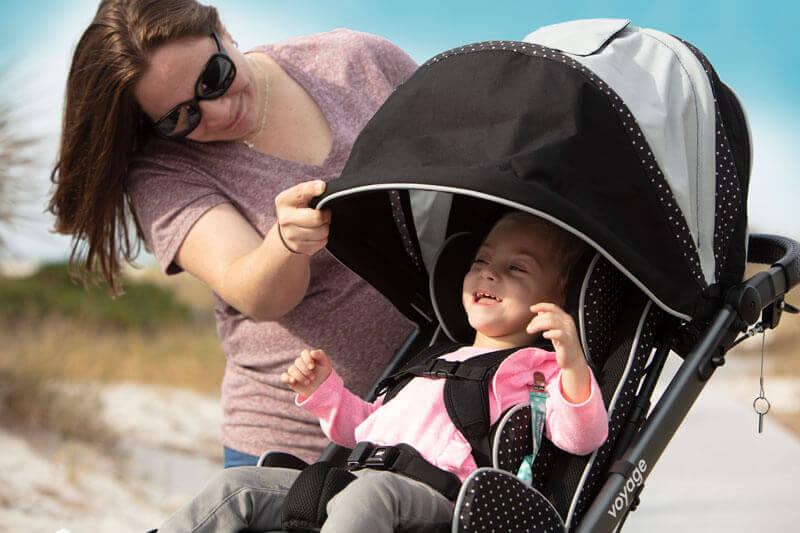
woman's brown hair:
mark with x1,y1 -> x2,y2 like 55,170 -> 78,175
48,0 -> 221,293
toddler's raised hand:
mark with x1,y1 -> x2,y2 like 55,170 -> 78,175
280,348 -> 332,398
527,302 -> 591,403
526,302 -> 586,371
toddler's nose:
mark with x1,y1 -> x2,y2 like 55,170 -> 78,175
480,265 -> 497,281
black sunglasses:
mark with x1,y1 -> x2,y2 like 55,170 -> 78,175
151,31 -> 237,138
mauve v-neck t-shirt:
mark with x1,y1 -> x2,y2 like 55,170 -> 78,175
127,29 -> 417,461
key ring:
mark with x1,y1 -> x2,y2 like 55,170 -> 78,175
753,395 -> 771,415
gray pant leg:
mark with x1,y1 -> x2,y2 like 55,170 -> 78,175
159,466 -> 300,533
322,470 -> 454,533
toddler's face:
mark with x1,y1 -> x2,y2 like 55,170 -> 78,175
462,215 -> 563,343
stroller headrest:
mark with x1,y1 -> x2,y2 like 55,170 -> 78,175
430,231 -> 593,346
430,232 -> 481,344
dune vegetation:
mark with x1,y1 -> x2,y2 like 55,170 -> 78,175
0,263 -> 224,444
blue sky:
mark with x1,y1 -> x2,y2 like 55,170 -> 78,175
0,0 -> 798,261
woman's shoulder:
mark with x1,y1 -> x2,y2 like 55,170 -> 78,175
327,28 -> 404,52
126,137 -> 237,196
262,28 -> 409,70
129,138 -> 227,177
265,28 -> 390,51
329,28 -> 412,65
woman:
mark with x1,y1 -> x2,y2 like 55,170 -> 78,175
49,0 -> 416,466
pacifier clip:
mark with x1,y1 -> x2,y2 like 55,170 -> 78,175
516,371 -> 547,485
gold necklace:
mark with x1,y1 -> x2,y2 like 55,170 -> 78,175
242,60 -> 269,150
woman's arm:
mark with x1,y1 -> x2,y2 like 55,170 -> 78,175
175,180 -> 329,321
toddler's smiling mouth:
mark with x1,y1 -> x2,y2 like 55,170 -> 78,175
474,291 -> 502,303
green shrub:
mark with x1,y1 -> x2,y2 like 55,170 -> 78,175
0,263 -> 192,331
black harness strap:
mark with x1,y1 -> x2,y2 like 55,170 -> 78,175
375,341 -> 554,468
375,342 -> 463,402
443,348 -> 518,467
347,442 -> 462,500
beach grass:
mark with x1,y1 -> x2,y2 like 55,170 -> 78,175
1,260 -> 797,444
0,262 -> 224,444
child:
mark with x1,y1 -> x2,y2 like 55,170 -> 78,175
156,211 -> 608,533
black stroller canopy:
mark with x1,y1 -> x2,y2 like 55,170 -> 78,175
316,19 -> 752,324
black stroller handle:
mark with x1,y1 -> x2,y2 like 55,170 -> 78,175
747,233 -> 800,290
725,233 -> 800,325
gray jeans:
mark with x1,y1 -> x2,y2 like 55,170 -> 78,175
159,466 -> 454,533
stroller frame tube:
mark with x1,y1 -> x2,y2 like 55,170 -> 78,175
576,306 -> 737,532
578,233 -> 798,531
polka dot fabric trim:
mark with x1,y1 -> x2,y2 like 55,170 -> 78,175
492,404 -> 533,472
490,404 -> 558,494
478,257 -> 656,527
441,260 -> 662,531
678,40 -> 745,283
423,41 -> 706,285
569,306 -> 664,525
455,468 -> 565,533
527,440 -> 558,494
388,190 -> 424,273
581,256 -> 629,370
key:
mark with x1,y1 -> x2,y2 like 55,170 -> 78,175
753,330 -> 770,434
753,395 -> 770,434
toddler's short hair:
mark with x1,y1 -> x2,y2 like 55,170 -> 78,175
496,211 -> 589,297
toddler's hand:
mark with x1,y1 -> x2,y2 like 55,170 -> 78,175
280,348 -> 332,398
526,303 -> 586,372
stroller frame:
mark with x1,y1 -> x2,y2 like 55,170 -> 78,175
266,19 -> 800,533
578,234 -> 799,531
272,233 -> 799,532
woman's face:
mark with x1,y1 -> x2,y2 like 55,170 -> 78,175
134,32 -> 261,143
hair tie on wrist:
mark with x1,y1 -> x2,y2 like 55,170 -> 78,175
277,223 -> 303,255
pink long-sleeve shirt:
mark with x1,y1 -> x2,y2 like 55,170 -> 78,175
298,346 -> 608,482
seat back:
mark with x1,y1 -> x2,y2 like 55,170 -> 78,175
486,254 -> 666,529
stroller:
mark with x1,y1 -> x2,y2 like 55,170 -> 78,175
264,19 -> 800,532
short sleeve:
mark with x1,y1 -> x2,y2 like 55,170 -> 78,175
357,31 -> 419,90
127,158 -> 227,274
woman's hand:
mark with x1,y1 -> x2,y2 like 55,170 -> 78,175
274,180 -> 331,256
281,348 -> 333,398
527,302 -> 591,403
176,180 -> 329,320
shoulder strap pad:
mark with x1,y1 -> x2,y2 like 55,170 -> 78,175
376,341 -> 554,467
441,340 -> 554,467
443,348 -> 518,467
